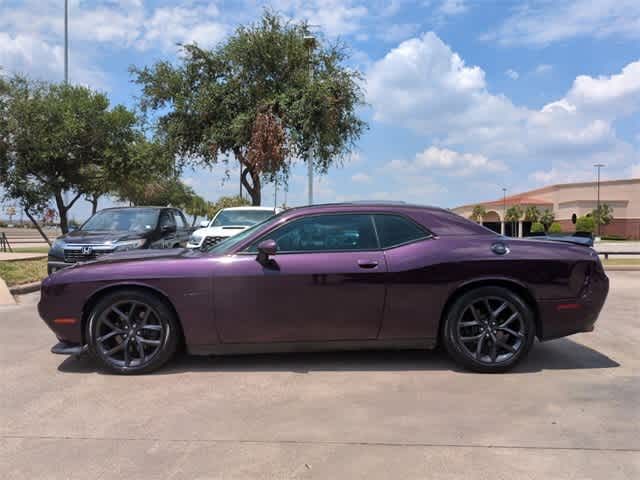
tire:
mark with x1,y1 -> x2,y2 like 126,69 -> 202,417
87,289 -> 179,375
442,286 -> 535,373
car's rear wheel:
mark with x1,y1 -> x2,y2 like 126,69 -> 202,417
87,290 -> 179,375
442,286 -> 535,373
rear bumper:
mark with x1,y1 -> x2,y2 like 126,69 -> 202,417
537,270 -> 609,341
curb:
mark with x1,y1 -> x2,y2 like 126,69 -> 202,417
9,281 -> 42,295
604,266 -> 640,272
0,254 -> 47,262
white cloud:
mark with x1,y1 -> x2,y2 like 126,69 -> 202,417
367,32 -> 640,180
271,0 -> 368,37
631,163 -> 640,177
505,69 -> 519,80
534,64 -> 552,75
484,0 -> 640,46
137,5 -> 227,52
378,23 -> 420,43
381,147 -> 505,180
351,172 -> 372,183
438,0 -> 468,15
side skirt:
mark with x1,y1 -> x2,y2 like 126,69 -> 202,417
187,338 -> 437,356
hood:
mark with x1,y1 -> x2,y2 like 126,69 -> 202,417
193,225 -> 249,237
61,229 -> 150,244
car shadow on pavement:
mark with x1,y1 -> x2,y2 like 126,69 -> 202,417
57,337 -> 619,375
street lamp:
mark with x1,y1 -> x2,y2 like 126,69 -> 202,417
594,163 -> 605,237
304,33 -> 317,205
502,187 -> 507,236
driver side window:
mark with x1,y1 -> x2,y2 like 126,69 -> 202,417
247,214 -> 378,253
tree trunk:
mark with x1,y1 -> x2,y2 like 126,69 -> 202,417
90,196 -> 99,215
54,192 -> 69,234
240,166 -> 261,206
24,208 -> 51,246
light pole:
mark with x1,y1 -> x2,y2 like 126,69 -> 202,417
64,0 -> 69,84
502,187 -> 507,236
304,33 -> 316,205
594,163 -> 605,237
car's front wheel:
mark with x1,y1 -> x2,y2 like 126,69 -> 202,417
442,286 -> 535,373
87,290 -> 179,374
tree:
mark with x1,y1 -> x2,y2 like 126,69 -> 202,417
505,205 -> 523,235
539,209 -> 555,232
132,11 -> 366,205
0,76 -> 137,240
524,205 -> 540,223
212,195 -> 250,212
592,204 -> 613,227
470,204 -> 486,223
576,215 -> 595,233
530,222 -> 545,233
548,222 -> 562,234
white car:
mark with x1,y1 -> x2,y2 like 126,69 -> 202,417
187,206 -> 281,250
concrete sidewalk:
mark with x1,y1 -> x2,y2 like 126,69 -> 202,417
0,252 -> 47,261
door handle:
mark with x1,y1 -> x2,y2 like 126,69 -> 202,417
357,260 -> 379,269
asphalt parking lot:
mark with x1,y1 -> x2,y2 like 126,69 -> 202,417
1,272 -> 639,479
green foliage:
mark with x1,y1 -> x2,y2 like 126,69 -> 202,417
0,76 -> 137,238
592,203 -> 614,226
575,215 -> 595,233
212,195 -> 251,212
504,205 -> 523,222
470,204 -> 486,222
539,209 -> 555,230
524,205 -> 540,222
548,222 -> 562,234
132,11 -> 366,205
530,222 -> 545,233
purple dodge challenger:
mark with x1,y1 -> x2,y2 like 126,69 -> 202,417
38,202 -> 609,374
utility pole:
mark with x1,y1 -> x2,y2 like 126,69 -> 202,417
64,0 -> 69,84
594,163 -> 605,237
304,33 -> 317,205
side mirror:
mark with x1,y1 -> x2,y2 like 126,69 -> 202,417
256,239 -> 277,265
199,220 -> 209,228
161,224 -> 176,234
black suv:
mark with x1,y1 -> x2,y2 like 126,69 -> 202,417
47,207 -> 193,274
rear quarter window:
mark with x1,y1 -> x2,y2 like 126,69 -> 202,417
373,214 -> 431,248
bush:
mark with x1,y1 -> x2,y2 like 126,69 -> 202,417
530,222 -> 545,233
548,222 -> 562,234
601,234 -> 628,241
575,215 -> 595,233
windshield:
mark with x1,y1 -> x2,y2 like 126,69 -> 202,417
81,209 -> 159,233
207,212 -> 285,255
211,209 -> 275,227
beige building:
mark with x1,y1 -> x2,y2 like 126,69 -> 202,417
452,178 -> 640,239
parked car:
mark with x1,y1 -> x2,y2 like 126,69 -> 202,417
47,206 -> 193,274
187,206 -> 280,250
39,202 -> 609,375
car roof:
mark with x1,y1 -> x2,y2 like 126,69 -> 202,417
96,206 -> 170,211
282,201 -> 448,214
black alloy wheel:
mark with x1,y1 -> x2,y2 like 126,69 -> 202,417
88,290 -> 179,374
443,286 -> 535,373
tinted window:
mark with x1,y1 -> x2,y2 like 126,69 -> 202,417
81,209 -> 159,233
249,214 -> 378,252
159,210 -> 175,229
174,211 -> 187,229
374,214 -> 429,248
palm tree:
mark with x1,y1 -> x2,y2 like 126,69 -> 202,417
505,205 -> 524,236
540,209 -> 555,232
471,204 -> 487,223
524,205 -> 540,223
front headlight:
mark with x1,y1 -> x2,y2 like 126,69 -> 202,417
113,239 -> 146,251
50,238 -> 65,256
189,234 -> 203,245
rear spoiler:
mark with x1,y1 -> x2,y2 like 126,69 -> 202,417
526,233 -> 594,247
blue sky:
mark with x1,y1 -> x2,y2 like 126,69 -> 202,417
1,0 -> 639,222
